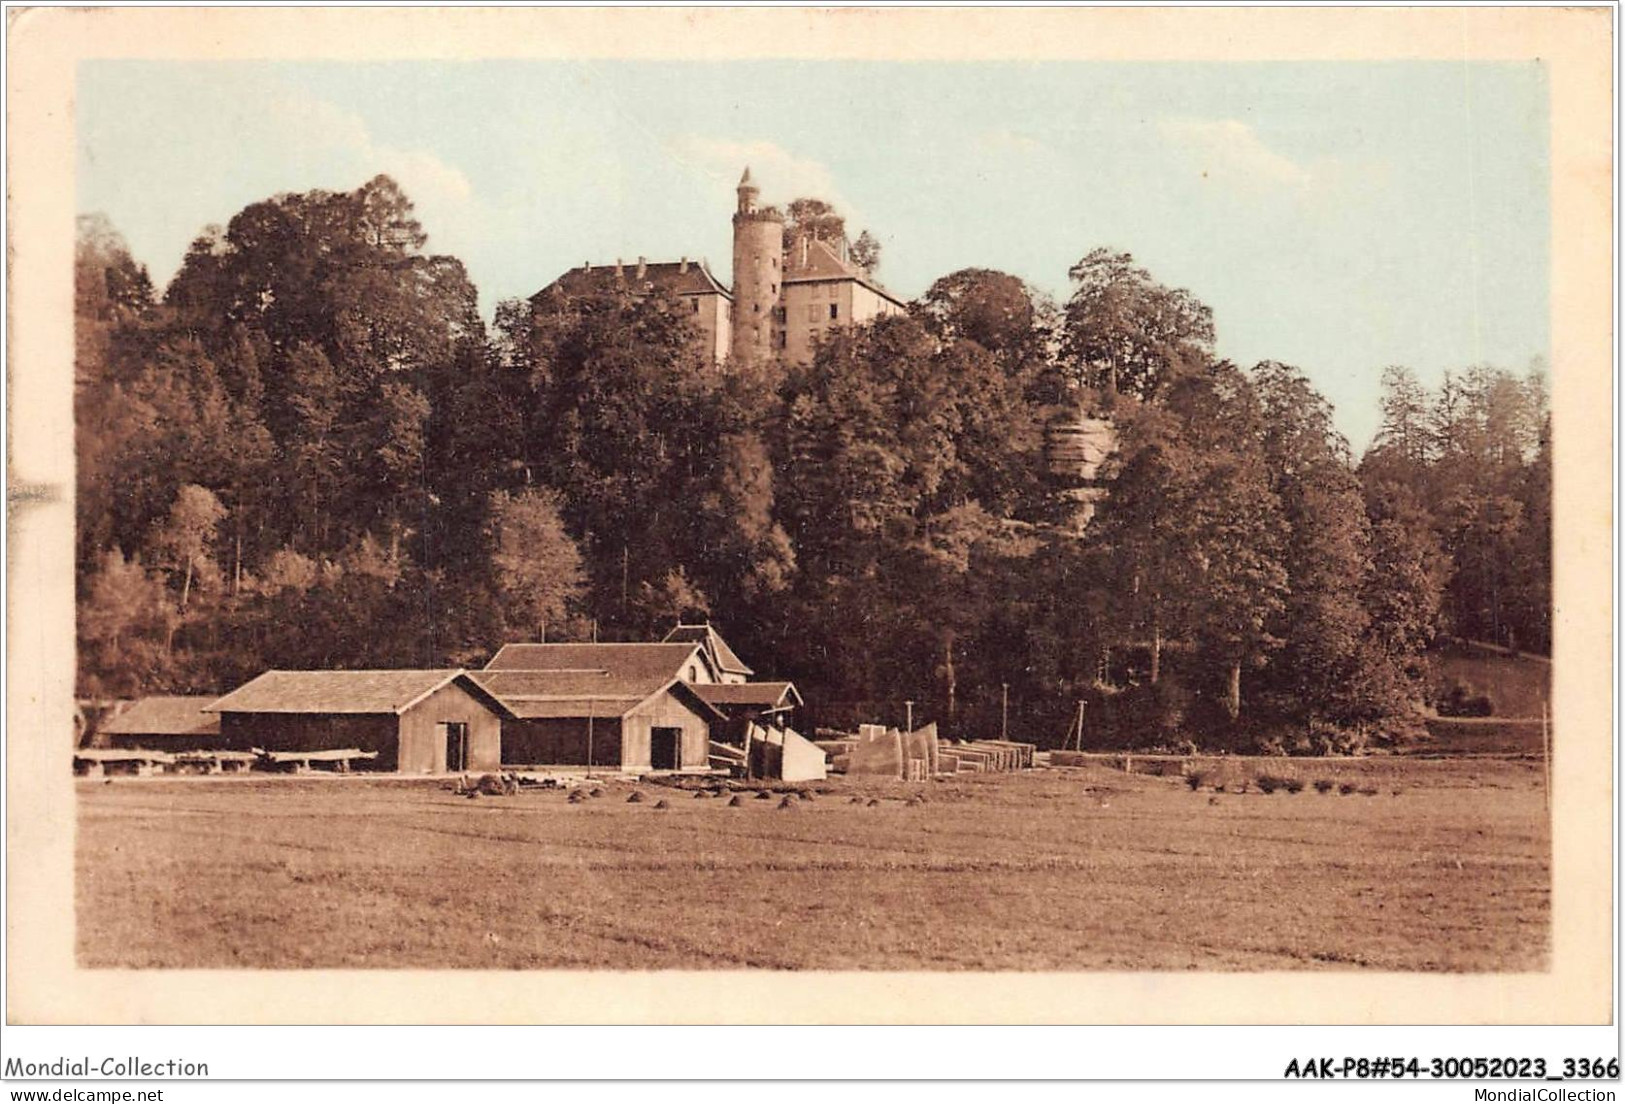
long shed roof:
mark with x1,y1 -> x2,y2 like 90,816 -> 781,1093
99,696 -> 221,737
483,641 -> 713,681
693,681 -> 802,709
205,670 -> 513,718
470,669 -> 725,723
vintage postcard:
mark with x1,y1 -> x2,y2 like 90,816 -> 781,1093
5,7 -> 1613,1029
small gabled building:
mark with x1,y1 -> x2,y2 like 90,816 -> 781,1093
692,681 -> 804,743
661,622 -> 754,685
205,669 -> 514,774
97,695 -> 223,751
693,681 -> 823,782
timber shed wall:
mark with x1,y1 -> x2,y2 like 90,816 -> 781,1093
501,718 -> 623,768
397,682 -> 503,774
219,713 -> 399,769
108,731 -> 227,752
622,691 -> 711,771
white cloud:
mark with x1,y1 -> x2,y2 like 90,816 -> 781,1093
1158,116 -> 1312,189
267,94 -> 474,210
670,136 -> 852,216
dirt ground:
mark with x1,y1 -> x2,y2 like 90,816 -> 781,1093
76,758 -> 1549,971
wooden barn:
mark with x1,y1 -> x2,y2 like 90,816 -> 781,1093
97,695 -> 222,751
692,681 -> 804,745
475,643 -> 728,772
204,670 -> 513,774
694,681 -> 826,782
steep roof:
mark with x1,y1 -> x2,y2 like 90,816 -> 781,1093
661,623 -> 754,677
483,641 -> 715,682
470,670 -> 726,723
99,696 -> 221,737
535,259 -> 731,304
782,237 -> 905,307
205,670 -> 513,718
693,681 -> 803,709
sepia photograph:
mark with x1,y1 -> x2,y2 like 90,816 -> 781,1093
5,5 -> 1614,1048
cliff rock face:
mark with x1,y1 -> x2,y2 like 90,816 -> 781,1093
1045,414 -> 1117,483
1045,412 -> 1118,532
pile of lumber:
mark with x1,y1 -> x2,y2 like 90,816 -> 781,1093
254,747 -> 378,772
818,724 -> 1035,779
708,741 -> 747,773
938,739 -> 1035,774
73,748 -> 176,776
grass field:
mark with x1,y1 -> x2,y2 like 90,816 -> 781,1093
1431,641 -> 1551,718
77,758 -> 1549,971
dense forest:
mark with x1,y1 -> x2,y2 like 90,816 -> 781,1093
75,176 -> 1552,752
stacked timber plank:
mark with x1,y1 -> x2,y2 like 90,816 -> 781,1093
816,723 -> 1035,779
709,741 -> 747,773
937,739 -> 1035,773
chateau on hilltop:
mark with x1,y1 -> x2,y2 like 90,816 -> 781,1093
534,167 -> 907,371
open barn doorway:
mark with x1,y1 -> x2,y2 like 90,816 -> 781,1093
650,726 -> 682,770
441,722 -> 469,773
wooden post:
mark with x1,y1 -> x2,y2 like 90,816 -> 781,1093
1001,683 -> 1009,742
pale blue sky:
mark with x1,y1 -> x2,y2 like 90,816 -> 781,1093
77,60 -> 1549,449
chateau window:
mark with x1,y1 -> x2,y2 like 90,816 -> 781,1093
771,283 -> 777,295
773,306 -> 786,323
806,304 -> 821,323
691,299 -> 700,313
829,303 -> 839,320
774,330 -> 786,349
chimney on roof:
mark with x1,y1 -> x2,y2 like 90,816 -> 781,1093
636,256 -> 647,279
679,257 -> 689,274
799,235 -> 809,267
615,258 -> 624,279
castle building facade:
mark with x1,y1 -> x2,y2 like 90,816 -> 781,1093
534,167 -> 906,371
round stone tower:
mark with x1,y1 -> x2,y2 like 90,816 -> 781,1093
729,167 -> 784,371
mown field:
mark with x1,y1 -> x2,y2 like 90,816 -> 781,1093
77,758 -> 1549,971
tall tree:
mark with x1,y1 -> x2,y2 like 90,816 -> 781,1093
782,197 -> 846,250
1252,362 -> 1392,733
77,551 -> 179,697
1088,364 -> 1287,727
1061,248 -> 1214,402
487,487 -> 586,639
849,230 -> 882,275
148,484 -> 227,614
